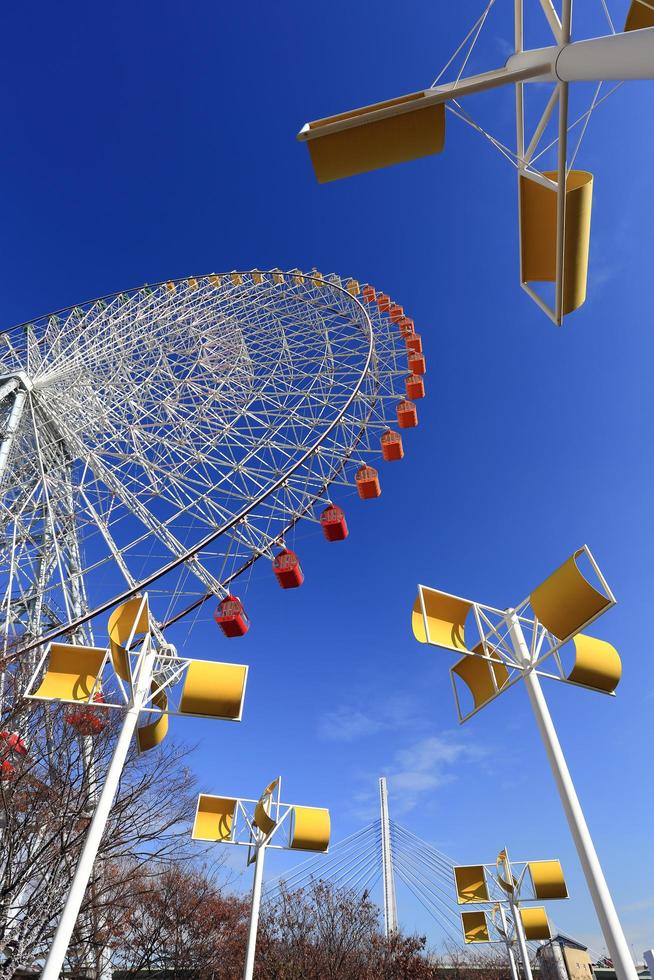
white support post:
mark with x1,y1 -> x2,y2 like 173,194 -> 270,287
243,842 -> 266,980
506,612 -> 638,980
379,776 -> 398,937
41,635 -> 157,980
498,903 -> 521,980
510,897 -> 534,980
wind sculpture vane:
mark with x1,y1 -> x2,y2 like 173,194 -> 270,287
455,848 -> 569,980
410,545 -> 634,980
25,595 -> 249,980
192,776 -> 331,980
297,0 -> 654,325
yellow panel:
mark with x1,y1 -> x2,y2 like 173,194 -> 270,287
306,97 -> 445,184
530,548 -> 610,641
137,688 -> 169,753
107,597 -> 150,682
520,907 -> 551,941
33,643 -> 106,701
179,661 -> 246,719
254,800 -> 277,836
254,778 -> 279,835
346,279 -> 360,296
625,0 -> 654,29
165,281 -> 176,293
187,277 -> 198,290
454,866 -> 489,904
312,271 -> 325,287
461,911 -> 490,944
272,269 -> 285,284
528,860 -> 568,900
192,794 -> 237,842
231,273 -> 243,285
208,274 -> 221,286
519,171 -> 593,315
452,654 -> 509,711
496,849 -> 516,894
411,588 -> 471,651
252,271 -> 264,284
567,634 -> 621,693
290,806 -> 330,852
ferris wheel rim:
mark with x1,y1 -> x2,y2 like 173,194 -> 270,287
13,270 -> 377,657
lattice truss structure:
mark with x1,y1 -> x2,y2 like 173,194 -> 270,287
298,0 -> 654,324
0,269 -> 420,660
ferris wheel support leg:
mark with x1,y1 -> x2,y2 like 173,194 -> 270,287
243,843 -> 266,980
41,643 -> 157,980
0,388 -> 27,488
506,614 -> 637,980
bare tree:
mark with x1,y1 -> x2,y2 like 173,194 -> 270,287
112,864 -> 249,978
0,665 -> 200,979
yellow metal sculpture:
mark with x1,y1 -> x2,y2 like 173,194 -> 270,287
191,777 -> 330,980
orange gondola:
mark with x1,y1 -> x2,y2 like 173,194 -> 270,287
273,549 -> 304,588
320,504 -> 349,542
389,303 -> 404,323
405,374 -> 425,400
405,333 -> 423,354
64,692 -> 107,737
398,316 -> 415,336
362,285 -> 376,303
215,595 -> 250,637
397,400 -> 418,428
380,429 -> 404,461
408,352 -> 426,375
356,464 -> 381,500
376,293 -> 391,312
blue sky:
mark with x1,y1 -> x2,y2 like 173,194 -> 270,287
2,0 -> 653,958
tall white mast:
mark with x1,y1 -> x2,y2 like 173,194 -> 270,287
379,776 -> 398,937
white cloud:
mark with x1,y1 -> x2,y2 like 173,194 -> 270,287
386,734 -> 485,814
316,694 -> 424,743
317,707 -> 383,742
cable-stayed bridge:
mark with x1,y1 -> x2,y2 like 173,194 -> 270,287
264,777 -> 507,950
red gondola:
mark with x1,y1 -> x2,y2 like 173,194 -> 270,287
356,464 -> 381,500
320,504 -> 349,542
397,400 -> 418,428
362,285 -> 376,304
376,293 -> 390,312
398,316 -> 415,336
389,303 -> 404,323
405,374 -> 425,400
64,692 -> 107,737
215,595 -> 250,637
0,760 -> 15,782
380,429 -> 404,462
408,352 -> 426,375
405,333 -> 423,354
273,549 -> 304,589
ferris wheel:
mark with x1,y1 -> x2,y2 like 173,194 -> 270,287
0,269 -> 427,660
